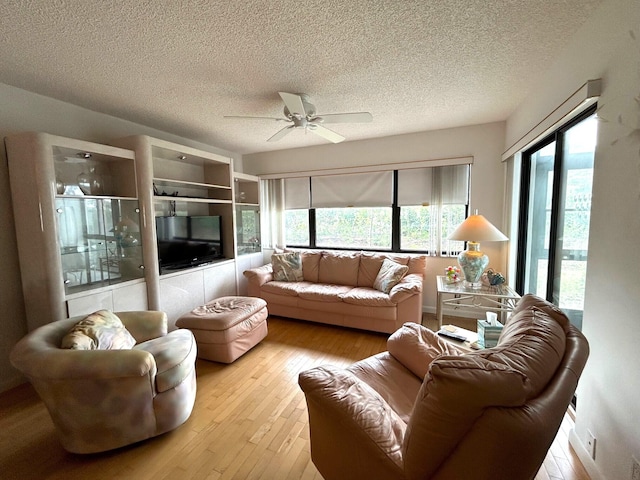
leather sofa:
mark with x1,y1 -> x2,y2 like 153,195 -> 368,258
243,250 -> 427,334
298,294 -> 589,480
10,311 -> 197,454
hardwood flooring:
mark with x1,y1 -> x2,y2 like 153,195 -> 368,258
0,315 -> 589,479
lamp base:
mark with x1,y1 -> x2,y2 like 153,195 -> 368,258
457,242 -> 489,289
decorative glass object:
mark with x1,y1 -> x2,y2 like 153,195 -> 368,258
77,166 -> 104,195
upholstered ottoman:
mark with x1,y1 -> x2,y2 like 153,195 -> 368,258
176,296 -> 268,363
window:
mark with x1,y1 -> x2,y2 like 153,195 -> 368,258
316,207 -> 392,249
517,105 -> 596,330
281,164 -> 470,255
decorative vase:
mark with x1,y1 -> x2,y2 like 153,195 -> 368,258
77,167 -> 104,195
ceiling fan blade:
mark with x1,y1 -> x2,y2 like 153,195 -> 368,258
310,125 -> 345,143
224,115 -> 287,121
279,92 -> 307,117
314,112 -> 373,124
267,125 -> 295,142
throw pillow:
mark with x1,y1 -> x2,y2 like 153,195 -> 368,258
373,258 -> 409,294
272,252 -> 304,282
61,310 -> 137,350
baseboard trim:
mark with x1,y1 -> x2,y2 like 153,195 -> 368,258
568,427 -> 603,480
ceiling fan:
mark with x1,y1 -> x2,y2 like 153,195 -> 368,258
224,92 -> 373,144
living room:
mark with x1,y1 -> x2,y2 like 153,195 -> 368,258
0,1 -> 638,479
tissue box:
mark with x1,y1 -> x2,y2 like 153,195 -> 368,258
477,319 -> 504,348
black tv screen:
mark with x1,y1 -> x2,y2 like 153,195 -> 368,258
156,215 -> 223,271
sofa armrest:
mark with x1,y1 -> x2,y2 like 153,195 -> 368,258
298,365 -> 405,477
117,310 -> 168,343
389,273 -> 423,303
387,322 -> 465,379
243,263 -> 273,287
11,345 -> 156,380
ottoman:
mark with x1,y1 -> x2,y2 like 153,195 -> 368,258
176,296 -> 268,363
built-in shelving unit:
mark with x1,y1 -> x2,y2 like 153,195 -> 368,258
6,132 -> 263,329
114,136 -> 240,323
5,132 -> 149,331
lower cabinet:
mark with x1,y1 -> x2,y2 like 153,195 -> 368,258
66,280 -> 148,317
159,260 -> 237,327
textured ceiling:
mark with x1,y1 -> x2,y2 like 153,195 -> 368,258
0,1 -> 604,155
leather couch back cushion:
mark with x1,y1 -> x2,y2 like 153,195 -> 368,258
318,251 -> 360,286
477,294 -> 568,398
357,253 -> 385,287
301,251 -> 321,283
403,356 -> 528,479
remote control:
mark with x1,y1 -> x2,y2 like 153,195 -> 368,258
437,330 -> 467,342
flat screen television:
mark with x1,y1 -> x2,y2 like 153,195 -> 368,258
156,215 -> 223,271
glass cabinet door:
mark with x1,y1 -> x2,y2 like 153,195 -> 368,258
56,198 -> 144,294
235,205 -> 261,255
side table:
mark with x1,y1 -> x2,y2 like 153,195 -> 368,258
435,275 -> 521,329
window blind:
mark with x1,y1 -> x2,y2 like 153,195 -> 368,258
284,177 -> 310,209
311,171 -> 393,208
397,164 -> 469,206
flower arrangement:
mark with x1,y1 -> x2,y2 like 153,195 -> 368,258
445,265 -> 461,283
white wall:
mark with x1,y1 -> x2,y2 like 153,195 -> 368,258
0,83 -> 239,392
243,121 -> 508,314
505,1 -> 640,478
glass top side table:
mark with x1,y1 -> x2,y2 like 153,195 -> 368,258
435,275 -> 521,329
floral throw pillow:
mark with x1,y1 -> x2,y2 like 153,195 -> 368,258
272,252 -> 304,282
373,258 -> 409,294
61,310 -> 137,350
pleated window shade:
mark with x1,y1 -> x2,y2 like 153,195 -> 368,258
284,177 -> 310,209
310,171 -> 393,208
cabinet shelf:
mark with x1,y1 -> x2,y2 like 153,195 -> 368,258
153,177 -> 232,192
56,194 -> 138,201
153,195 -> 232,204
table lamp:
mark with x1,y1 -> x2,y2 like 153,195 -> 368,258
448,211 -> 508,288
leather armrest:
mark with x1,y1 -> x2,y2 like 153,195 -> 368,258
243,263 -> 273,286
389,273 -> 423,303
298,365 -> 405,465
387,322 -> 465,379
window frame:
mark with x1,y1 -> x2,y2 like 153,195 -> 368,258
284,168 -> 470,256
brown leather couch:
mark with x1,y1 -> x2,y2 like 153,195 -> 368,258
298,294 -> 589,480
244,249 -> 427,334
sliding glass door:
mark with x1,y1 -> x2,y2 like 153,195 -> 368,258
517,106 -> 597,330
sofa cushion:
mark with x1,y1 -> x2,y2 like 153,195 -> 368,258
272,252 -> 304,282
357,252 -> 386,287
318,251 -> 360,286
298,283 -> 353,302
134,329 -> 196,394
341,287 -> 395,307
387,322 -> 465,379
472,294 -> 567,399
61,310 -> 136,350
373,258 -> 409,294
301,250 -> 322,283
261,280 -> 314,296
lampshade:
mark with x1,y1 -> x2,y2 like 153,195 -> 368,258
448,212 -> 508,288
448,213 -> 508,242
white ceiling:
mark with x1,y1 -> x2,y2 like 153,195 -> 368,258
0,1 -> 604,155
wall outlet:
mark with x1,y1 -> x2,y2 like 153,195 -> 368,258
586,430 -> 596,460
631,455 -> 640,480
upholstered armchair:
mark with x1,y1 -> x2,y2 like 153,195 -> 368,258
299,294 -> 589,480
10,310 -> 197,454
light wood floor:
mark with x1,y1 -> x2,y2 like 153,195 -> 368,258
0,315 -> 589,480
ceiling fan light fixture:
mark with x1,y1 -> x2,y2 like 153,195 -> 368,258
225,92 -> 372,144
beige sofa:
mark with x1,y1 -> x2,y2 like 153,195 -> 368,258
244,250 -> 427,334
298,294 -> 589,480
